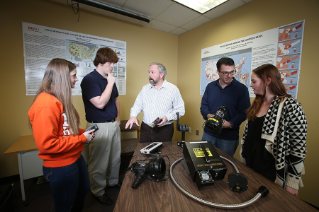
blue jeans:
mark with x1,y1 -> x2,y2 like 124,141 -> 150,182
43,155 -> 90,212
202,132 -> 239,156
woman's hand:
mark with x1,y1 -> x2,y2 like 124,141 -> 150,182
83,129 -> 95,144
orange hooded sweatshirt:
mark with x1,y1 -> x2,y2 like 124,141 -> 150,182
28,92 -> 86,168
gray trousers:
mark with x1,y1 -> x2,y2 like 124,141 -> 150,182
86,121 -> 121,197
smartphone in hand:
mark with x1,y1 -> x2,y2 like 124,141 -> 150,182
85,124 -> 99,133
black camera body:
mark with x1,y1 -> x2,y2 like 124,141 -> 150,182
205,106 -> 227,134
130,157 -> 166,189
150,117 -> 162,129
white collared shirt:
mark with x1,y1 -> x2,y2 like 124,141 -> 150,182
130,80 -> 185,126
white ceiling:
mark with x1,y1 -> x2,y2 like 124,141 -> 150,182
51,0 -> 254,35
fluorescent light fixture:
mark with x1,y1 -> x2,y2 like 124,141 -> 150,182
173,0 -> 228,14
73,0 -> 150,22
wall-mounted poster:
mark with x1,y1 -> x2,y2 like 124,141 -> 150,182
22,22 -> 127,95
201,20 -> 305,98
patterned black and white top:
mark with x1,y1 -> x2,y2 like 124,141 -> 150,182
241,96 -> 307,190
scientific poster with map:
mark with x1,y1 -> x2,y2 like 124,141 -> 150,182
22,22 -> 127,95
200,20 -> 305,98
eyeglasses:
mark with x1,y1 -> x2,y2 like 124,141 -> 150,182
220,70 -> 236,76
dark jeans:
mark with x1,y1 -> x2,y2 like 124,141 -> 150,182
140,122 -> 174,143
43,155 -> 90,212
202,132 -> 239,156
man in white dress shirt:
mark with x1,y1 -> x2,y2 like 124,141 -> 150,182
125,62 -> 185,142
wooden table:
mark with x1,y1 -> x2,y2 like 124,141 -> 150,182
114,141 -> 316,212
4,135 -> 43,205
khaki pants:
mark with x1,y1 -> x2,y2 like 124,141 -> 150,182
86,121 -> 121,197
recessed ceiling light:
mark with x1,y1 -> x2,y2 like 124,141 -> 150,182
173,0 -> 228,14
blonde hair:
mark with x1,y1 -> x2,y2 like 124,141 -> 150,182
35,58 -> 80,134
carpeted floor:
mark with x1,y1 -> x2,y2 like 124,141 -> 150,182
0,155 -> 132,212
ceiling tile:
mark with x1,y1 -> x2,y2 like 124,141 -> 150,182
181,15 -> 211,31
170,28 -> 187,35
50,0 -> 254,35
122,0 -> 173,19
203,0 -> 245,19
155,3 -> 201,27
147,19 -> 177,33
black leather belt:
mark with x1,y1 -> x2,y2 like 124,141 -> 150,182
90,119 -> 115,123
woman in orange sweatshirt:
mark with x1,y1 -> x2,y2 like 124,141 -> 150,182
28,58 -> 95,212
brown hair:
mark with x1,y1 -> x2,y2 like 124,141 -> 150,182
35,58 -> 80,134
216,57 -> 235,71
93,47 -> 119,66
247,64 -> 291,120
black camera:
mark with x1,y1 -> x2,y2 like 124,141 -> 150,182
205,106 -> 227,134
130,157 -> 166,189
150,117 -> 162,129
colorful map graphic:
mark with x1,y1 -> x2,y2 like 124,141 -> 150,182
200,49 -> 252,94
204,60 -> 218,80
280,70 -> 298,84
284,84 -> 297,97
276,54 -> 300,69
203,55 -> 250,84
66,40 -> 98,62
278,22 -> 303,42
278,39 -> 301,55
234,55 -> 250,86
